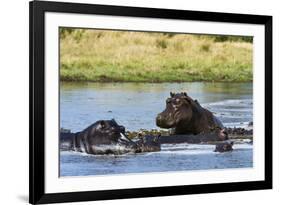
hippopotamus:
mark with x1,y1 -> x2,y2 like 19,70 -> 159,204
156,92 -> 227,140
135,134 -> 161,152
214,141 -> 234,152
60,119 -> 161,155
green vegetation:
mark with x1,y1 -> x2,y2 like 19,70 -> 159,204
60,28 -> 253,82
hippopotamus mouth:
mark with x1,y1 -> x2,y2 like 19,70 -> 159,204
118,133 -> 133,144
90,132 -> 138,155
117,133 -> 138,150
117,133 -> 162,153
106,123 -> 132,145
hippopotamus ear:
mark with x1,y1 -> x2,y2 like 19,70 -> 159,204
100,120 -> 106,128
170,92 -> 175,97
183,92 -> 187,96
194,99 -> 200,105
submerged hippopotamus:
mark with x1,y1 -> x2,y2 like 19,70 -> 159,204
156,92 -> 227,140
60,119 -> 161,155
214,141 -> 234,152
135,134 -> 161,152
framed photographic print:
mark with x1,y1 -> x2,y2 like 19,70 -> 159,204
29,0 -> 272,204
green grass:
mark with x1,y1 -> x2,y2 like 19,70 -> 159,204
60,29 -> 253,82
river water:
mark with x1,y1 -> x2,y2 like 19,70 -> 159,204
60,82 -> 253,177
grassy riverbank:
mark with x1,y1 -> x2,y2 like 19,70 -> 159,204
60,29 -> 253,82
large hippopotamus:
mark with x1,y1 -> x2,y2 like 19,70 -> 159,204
156,92 -> 227,140
60,119 -> 161,155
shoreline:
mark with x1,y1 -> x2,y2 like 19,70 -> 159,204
60,79 -> 253,83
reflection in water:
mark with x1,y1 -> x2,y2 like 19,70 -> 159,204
60,82 -> 252,132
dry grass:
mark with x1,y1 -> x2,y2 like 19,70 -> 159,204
60,29 -> 253,82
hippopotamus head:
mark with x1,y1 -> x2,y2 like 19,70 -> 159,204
156,92 -> 194,129
136,135 -> 161,152
88,119 -> 126,143
83,119 -> 138,154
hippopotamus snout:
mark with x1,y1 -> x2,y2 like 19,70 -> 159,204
156,113 -> 175,128
156,114 -> 163,126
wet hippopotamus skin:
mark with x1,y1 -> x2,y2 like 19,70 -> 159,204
214,141 -> 234,152
135,134 -> 161,152
156,92 -> 227,140
60,119 -> 161,155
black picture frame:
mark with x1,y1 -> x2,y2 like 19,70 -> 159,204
29,0 -> 272,204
